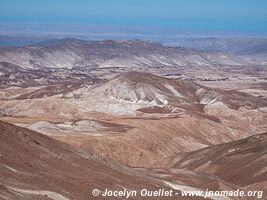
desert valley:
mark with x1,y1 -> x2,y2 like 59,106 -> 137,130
0,38 -> 266,199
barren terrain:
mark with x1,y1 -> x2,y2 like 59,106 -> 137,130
0,39 -> 266,200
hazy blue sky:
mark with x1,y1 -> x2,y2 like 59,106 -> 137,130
1,0 -> 267,37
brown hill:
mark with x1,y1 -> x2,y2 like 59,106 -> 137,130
0,120 -> 185,200
172,133 -> 267,189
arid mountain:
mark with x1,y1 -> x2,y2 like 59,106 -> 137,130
172,132 -> 267,190
136,132 -> 267,200
237,43 -> 267,64
0,39 -> 251,70
0,36 -> 266,200
237,43 -> 267,56
163,38 -> 267,55
163,38 -> 267,65
1,72 -> 266,169
86,71 -> 267,111
0,120 -> 265,200
1,120 -> 186,200
0,38 -> 259,87
0,61 -> 97,88
3,71 -> 266,116
1,39 -> 266,89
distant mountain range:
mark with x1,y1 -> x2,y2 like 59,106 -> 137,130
0,35 -> 51,47
162,37 -> 267,64
1,35 -> 267,57
0,38 -> 252,70
162,37 -> 267,54
1,38 -> 266,88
